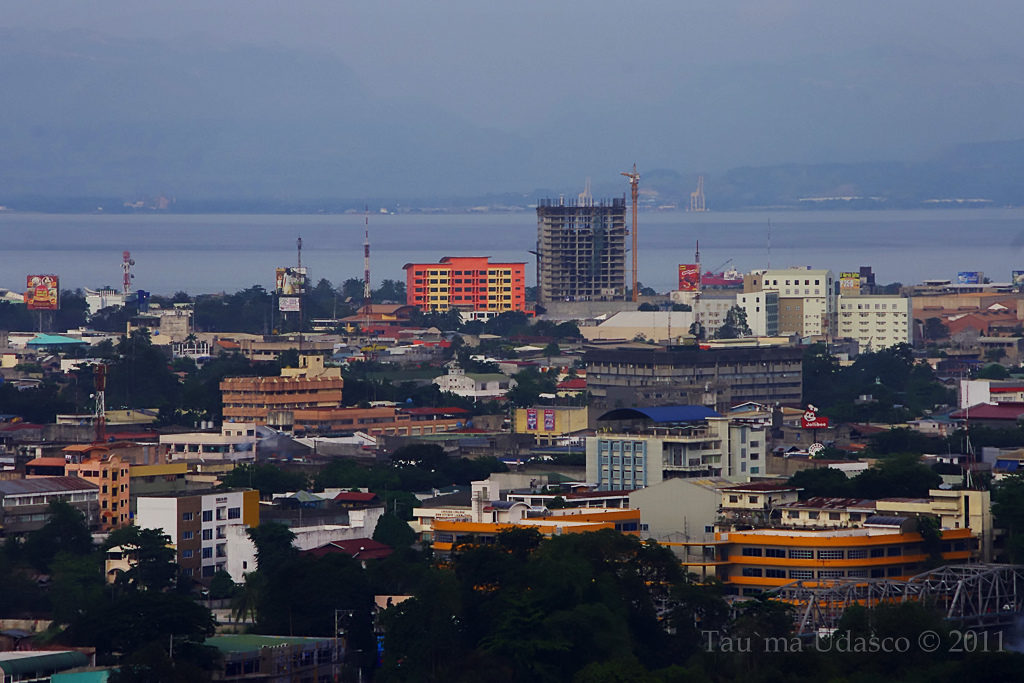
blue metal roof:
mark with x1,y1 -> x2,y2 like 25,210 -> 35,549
597,406 -> 722,423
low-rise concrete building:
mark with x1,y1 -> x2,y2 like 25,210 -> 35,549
0,477 -> 100,535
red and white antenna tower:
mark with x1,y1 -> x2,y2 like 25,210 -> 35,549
363,207 -> 371,309
122,251 -> 135,296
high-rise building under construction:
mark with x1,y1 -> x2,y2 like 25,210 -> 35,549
535,197 -> 627,304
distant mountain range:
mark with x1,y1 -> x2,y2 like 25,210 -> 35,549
2,29 -> 1024,212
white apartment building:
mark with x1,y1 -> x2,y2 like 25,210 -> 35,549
737,290 -> 779,337
746,267 -> 834,338
837,295 -> 912,350
586,417 -> 768,489
136,488 -> 260,580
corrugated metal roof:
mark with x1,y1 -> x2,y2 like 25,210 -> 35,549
0,477 -> 98,496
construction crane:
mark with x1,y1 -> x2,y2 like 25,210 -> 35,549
621,164 -> 640,302
689,175 -> 706,212
709,258 -> 733,273
578,177 -> 593,206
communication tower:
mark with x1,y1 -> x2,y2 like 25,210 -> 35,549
122,251 -> 135,296
93,363 -> 107,443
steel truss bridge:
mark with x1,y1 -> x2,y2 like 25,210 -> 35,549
766,564 -> 1024,636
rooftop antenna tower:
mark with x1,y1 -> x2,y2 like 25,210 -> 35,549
93,363 -> 107,443
296,236 -> 304,348
363,206 -> 372,336
621,164 -> 640,302
121,251 -> 135,296
363,207 -> 372,309
767,219 -> 772,269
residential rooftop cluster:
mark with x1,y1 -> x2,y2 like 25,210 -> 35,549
2,205 -> 1024,678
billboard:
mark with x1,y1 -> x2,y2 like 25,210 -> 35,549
678,264 -> 700,292
24,274 -> 59,310
800,405 -> 830,429
839,272 -> 861,291
275,267 -> 307,296
957,271 -> 982,285
279,296 -> 301,312
1013,271 -> 1024,287
526,409 -> 538,430
543,409 -> 555,431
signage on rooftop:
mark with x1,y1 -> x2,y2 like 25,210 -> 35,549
1013,271 -> 1024,287
956,271 -> 982,285
801,404 -> 829,429
678,264 -> 700,292
24,274 -> 59,310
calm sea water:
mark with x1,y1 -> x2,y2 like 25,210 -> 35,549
2,208 -> 1024,295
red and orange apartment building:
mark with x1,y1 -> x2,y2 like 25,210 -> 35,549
404,257 -> 526,314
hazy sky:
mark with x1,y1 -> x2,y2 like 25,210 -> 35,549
4,1 -> 1024,196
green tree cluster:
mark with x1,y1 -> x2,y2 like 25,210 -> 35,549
803,343 -> 954,422
789,454 -> 941,499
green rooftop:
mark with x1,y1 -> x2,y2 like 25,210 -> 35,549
205,634 -> 333,653
26,334 -> 88,346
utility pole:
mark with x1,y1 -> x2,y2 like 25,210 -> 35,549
621,164 -> 640,302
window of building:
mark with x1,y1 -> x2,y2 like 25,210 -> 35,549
828,512 -> 841,521
819,570 -> 844,579
847,549 -> 868,559
887,566 -> 902,577
202,510 -> 213,522
181,512 -> 193,522
741,547 -> 763,557
741,568 -> 763,577
887,547 -> 902,556
182,531 -> 194,540
228,507 -> 241,520
870,548 -> 885,558
201,547 -> 213,559
748,496 -> 758,504
765,568 -> 786,578
818,549 -> 844,560
202,529 -> 213,541
789,549 -> 814,559
786,510 -> 800,518
765,548 -> 786,558
182,549 -> 193,559
728,495 -> 739,503
789,570 -> 814,580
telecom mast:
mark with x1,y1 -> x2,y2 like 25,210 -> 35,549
363,208 -> 371,309
620,164 -> 640,302
122,251 -> 135,296
93,364 -> 107,443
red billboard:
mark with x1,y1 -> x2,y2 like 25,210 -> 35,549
678,264 -> 700,292
801,406 -> 830,429
543,409 -> 555,431
24,275 -> 59,311
526,409 -> 538,430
